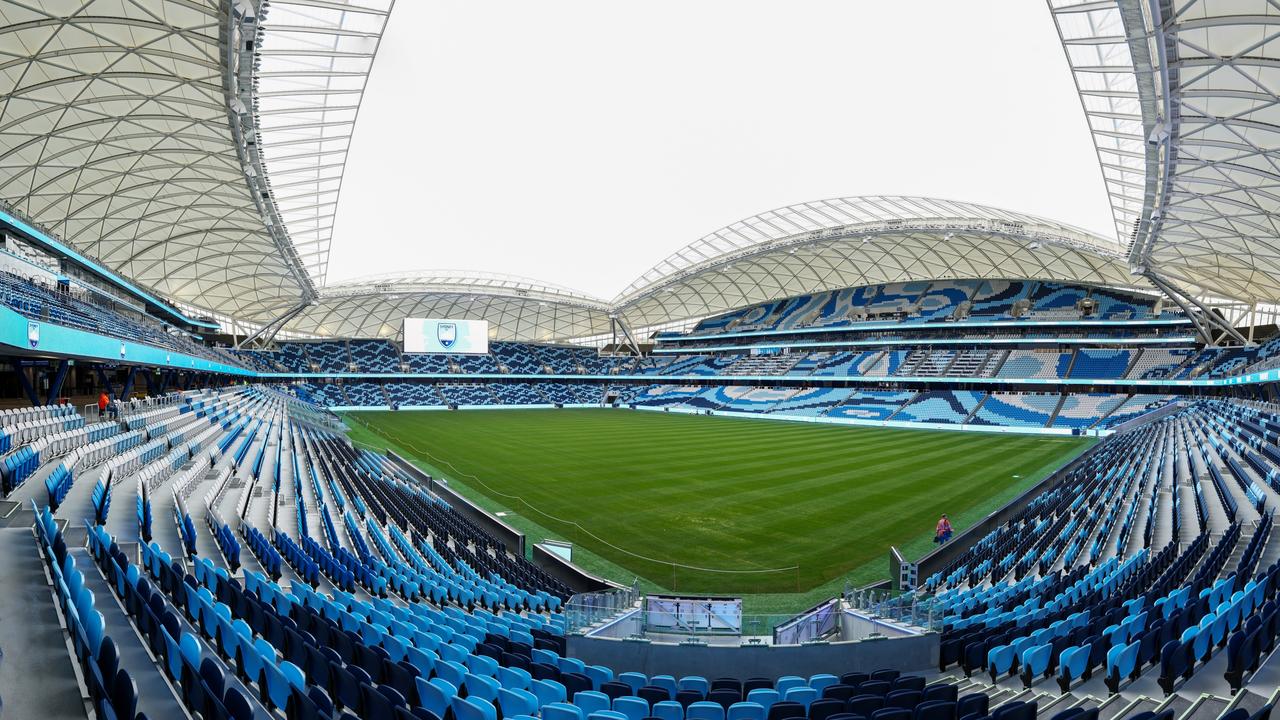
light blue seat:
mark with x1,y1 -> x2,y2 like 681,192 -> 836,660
653,700 -> 685,720
987,644 -> 1016,678
687,701 -> 726,720
406,646 -> 438,678
590,713 -> 628,720
783,688 -> 817,709
746,689 -> 778,711
679,677 -> 710,696
500,665 -> 532,690
651,675 -> 679,697
585,666 -> 614,690
560,657 -> 588,675
575,691 -> 612,717
807,675 -> 838,692
453,695 -> 499,720
543,703 -> 585,720
466,672 -> 501,702
262,659 -> 293,710
534,679 -> 569,707
437,659 -> 467,688
1022,643 -> 1053,679
1057,644 -> 1090,686
417,677 -> 457,719
727,702 -> 767,720
614,695 -> 650,720
775,677 -> 805,696
499,688 -> 539,718
619,672 -> 648,695
469,653 -> 501,677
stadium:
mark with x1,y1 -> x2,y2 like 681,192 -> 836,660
4,1 -> 1280,720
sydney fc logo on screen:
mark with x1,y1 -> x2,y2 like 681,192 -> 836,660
26,321 -> 38,348
437,322 -> 457,349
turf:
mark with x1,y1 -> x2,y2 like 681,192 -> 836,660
344,408 -> 1092,598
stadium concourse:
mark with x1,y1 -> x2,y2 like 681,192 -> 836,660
7,2 -> 1280,720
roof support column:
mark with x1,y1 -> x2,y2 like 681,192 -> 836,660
610,315 -> 644,358
1144,271 -> 1249,346
236,301 -> 310,349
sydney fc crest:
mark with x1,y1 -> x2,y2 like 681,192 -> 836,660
437,322 -> 457,349
26,321 -> 38,348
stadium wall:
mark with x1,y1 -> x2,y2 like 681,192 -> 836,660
531,543 -> 618,594
636,405 -> 1096,436
0,303 -> 250,375
567,624 -> 937,679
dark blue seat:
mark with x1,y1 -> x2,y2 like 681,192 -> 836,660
885,691 -> 922,711
890,677 -> 925,693
848,696 -> 884,717
361,682 -> 396,720
709,690 -> 743,710
639,686 -> 672,706
809,699 -> 845,720
921,686 -> 956,705
713,679 -> 743,694
991,701 -> 1036,720
823,685 -> 858,702
677,691 -> 705,708
871,708 -> 912,720
857,683 -> 891,698
1157,640 -> 1191,696
913,701 -> 956,720
766,701 -> 805,720
840,674 -> 869,688
224,686 -> 253,720
110,668 -> 137,720
955,694 -> 988,720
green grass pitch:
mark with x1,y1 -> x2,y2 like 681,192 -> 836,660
344,408 -> 1093,602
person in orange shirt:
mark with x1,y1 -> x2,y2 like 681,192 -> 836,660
97,391 -> 109,417
935,514 -> 953,544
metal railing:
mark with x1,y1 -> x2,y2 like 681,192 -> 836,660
844,587 -> 943,632
564,584 -> 641,634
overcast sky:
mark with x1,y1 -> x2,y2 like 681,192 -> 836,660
326,0 -> 1114,300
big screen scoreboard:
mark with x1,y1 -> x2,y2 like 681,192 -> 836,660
403,318 -> 490,354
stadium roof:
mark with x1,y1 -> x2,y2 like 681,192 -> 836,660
1050,0 -> 1280,303
0,0 -> 391,322
274,197 -> 1139,341
285,271 -> 615,341
6,1 -> 1278,343
611,196 -> 1138,331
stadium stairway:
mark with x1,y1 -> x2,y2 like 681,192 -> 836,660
0,526 -> 88,720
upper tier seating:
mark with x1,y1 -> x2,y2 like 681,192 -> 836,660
1025,282 -> 1086,319
1126,348 -> 1196,379
915,280 -> 981,321
349,339 -> 402,372
968,280 -> 1030,317
1069,349 -> 1133,379
996,350 -> 1070,379
685,280 -> 1164,336
492,342 -> 544,374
